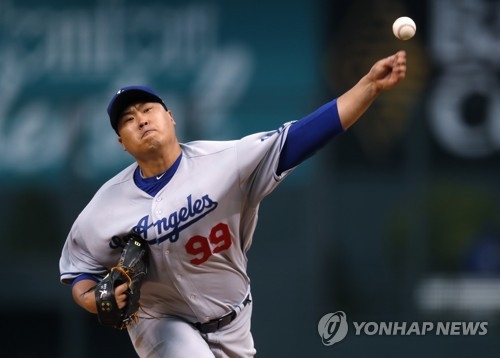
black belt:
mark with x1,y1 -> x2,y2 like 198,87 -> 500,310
194,295 -> 251,334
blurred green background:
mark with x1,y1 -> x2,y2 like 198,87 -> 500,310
2,0 -> 500,357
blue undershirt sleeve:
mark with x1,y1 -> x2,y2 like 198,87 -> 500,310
277,99 -> 344,175
71,273 -> 100,286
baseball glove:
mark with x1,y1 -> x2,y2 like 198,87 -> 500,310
95,232 -> 149,329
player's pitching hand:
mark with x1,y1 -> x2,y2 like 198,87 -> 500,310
367,50 -> 407,91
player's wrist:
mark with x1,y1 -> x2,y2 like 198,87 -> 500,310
360,74 -> 382,96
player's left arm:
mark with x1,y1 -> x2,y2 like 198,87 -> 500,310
276,50 -> 406,175
336,50 -> 406,129
276,99 -> 343,175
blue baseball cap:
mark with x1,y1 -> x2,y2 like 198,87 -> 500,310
107,85 -> 167,133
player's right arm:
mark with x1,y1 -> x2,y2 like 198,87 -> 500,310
72,278 -> 129,314
72,279 -> 99,314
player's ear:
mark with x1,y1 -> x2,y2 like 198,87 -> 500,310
168,110 -> 176,125
118,137 -> 127,151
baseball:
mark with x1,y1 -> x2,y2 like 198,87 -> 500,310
392,16 -> 416,40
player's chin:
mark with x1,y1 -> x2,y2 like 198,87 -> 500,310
142,139 -> 163,153
141,129 -> 157,139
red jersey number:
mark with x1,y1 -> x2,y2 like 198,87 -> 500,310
185,223 -> 232,265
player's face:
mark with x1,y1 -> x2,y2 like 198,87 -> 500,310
116,102 -> 177,157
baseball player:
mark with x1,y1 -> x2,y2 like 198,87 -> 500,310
59,50 -> 407,357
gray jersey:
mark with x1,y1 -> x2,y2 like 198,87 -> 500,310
59,121 -> 294,324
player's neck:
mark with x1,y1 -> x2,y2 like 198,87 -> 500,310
136,148 -> 182,179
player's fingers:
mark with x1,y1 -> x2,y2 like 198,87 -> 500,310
116,281 -> 130,295
381,51 -> 406,86
394,55 -> 407,80
394,50 -> 406,62
372,51 -> 402,77
114,282 -> 129,307
115,283 -> 130,309
394,51 -> 407,69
